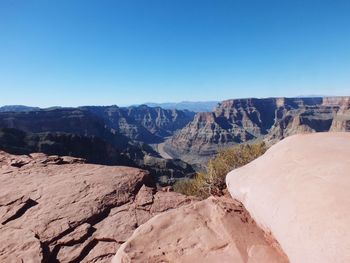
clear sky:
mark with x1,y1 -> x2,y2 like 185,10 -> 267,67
0,0 -> 349,107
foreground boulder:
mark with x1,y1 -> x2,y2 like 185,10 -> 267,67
0,151 -> 195,262
113,197 -> 288,263
227,132 -> 350,263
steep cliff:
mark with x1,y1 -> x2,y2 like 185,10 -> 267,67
83,105 -> 195,143
166,97 -> 350,165
0,106 -> 196,184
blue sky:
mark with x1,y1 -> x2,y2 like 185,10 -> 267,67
0,0 -> 349,107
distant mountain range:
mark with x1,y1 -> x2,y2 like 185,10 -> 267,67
0,105 -> 63,112
0,105 -> 40,112
141,101 -> 219,112
1,101 -> 219,113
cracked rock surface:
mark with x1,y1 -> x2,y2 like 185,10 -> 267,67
114,196 -> 289,263
0,151 -> 195,263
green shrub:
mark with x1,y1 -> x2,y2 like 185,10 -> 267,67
173,172 -> 207,197
174,142 -> 267,198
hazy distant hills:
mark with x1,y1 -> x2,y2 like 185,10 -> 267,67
143,101 -> 219,112
0,101 -> 219,113
0,105 -> 40,112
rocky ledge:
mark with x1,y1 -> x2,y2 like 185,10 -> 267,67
114,196 -> 288,263
0,152 -> 196,262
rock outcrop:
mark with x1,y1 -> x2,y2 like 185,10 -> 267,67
166,97 -> 350,166
114,196 -> 288,263
227,132 -> 350,263
0,151 -> 196,262
327,97 -> 350,131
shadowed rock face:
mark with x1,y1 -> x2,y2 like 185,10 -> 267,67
0,105 -> 195,144
82,105 -> 195,143
0,151 -> 196,263
0,128 -> 195,184
166,97 -> 350,165
0,128 -> 141,166
0,105 -> 196,183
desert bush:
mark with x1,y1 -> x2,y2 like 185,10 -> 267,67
174,142 -> 267,198
173,172 -> 207,197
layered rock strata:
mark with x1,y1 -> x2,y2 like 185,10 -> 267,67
166,97 -> 350,166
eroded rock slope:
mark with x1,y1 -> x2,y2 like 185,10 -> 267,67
166,97 -> 350,166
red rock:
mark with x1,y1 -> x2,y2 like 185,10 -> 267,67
0,151 -> 196,262
113,197 -> 288,263
0,226 -> 43,262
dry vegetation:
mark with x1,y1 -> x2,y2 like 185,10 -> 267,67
173,142 -> 267,198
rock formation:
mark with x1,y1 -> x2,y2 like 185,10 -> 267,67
166,97 -> 350,166
81,105 -> 195,143
113,196 -> 288,263
0,105 -> 195,145
0,151 -> 196,262
227,132 -> 350,263
327,97 -> 350,131
0,105 -> 196,184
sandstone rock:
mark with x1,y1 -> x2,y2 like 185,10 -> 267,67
329,97 -> 350,132
0,151 -> 196,262
227,132 -> 350,263
113,197 -> 288,263
0,226 -> 43,263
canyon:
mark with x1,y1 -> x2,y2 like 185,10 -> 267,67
0,105 -> 196,185
165,96 -> 350,166
0,97 -> 350,173
0,97 -> 349,262
1,97 -> 349,178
